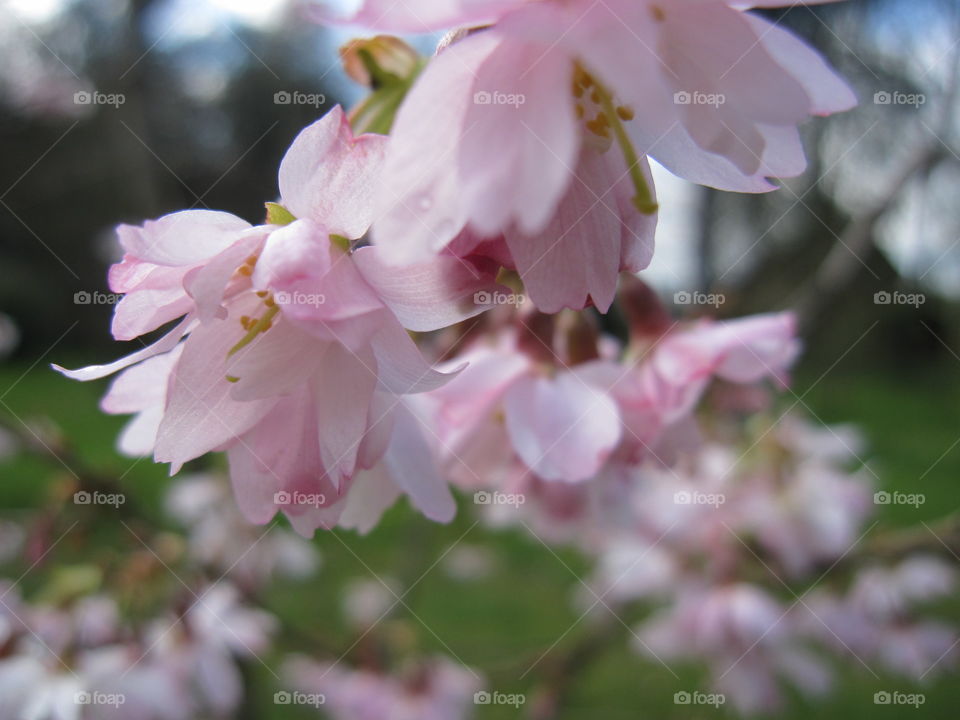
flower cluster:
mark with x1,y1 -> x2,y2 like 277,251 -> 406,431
55,0 -> 858,541
45,2 -> 958,715
56,107 -> 504,536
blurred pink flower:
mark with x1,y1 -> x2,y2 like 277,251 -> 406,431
639,583 -> 832,714
284,655 -> 482,720
427,330 -> 622,484
582,312 -> 800,460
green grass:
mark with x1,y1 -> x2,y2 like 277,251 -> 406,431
1,359 -> 958,719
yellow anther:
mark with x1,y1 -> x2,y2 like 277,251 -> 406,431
650,4 -> 665,22
617,106 -> 635,121
585,118 -> 610,139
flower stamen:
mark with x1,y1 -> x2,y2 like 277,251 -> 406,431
593,81 -> 658,215
228,295 -> 279,357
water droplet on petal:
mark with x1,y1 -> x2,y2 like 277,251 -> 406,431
415,193 -> 433,212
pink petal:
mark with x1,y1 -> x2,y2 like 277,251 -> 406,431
658,1 -> 811,175
116,210 -> 250,267
306,0 -> 525,32
712,313 -> 801,384
369,317 -> 461,394
373,32 -> 500,265
336,465 -> 402,534
459,30 -> 580,237
314,342 -> 379,487
154,298 -> 279,470
110,287 -> 195,342
117,407 -> 164,458
278,106 -> 388,239
253,220 -> 386,348
227,394 -> 330,525
108,259 -> 185,295
353,245 -> 505,332
743,14 -> 856,115
428,344 -> 531,447
641,126 -> 780,192
99,344 -> 184,456
754,124 -> 808,179
382,399 -> 456,523
185,228 -> 269,323
225,319 -> 326,402
52,315 -> 193,381
357,392 -> 397,470
643,312 -> 800,423
504,146 -> 655,313
100,344 -> 183,415
504,372 -> 622,482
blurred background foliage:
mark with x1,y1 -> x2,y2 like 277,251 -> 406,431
1,0 -> 959,717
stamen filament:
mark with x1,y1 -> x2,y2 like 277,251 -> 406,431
228,304 -> 279,357
594,83 -> 659,216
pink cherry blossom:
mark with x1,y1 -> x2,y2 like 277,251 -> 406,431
368,0 -> 854,309
581,311 -> 800,460
54,106 -> 500,535
427,309 -> 799,497
426,328 -> 622,485
372,24 -> 658,312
